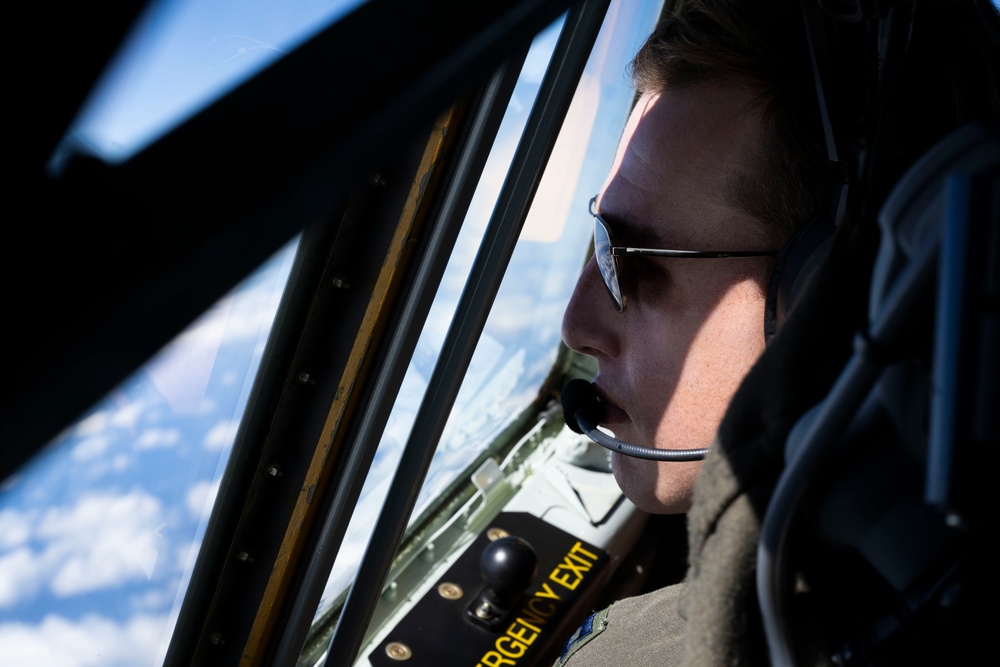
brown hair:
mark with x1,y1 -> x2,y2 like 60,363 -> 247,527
630,0 -> 1000,242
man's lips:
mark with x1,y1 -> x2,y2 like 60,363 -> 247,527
591,383 -> 629,424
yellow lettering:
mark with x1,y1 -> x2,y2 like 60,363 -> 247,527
515,608 -> 546,629
478,651 -> 516,667
549,566 -> 578,591
559,554 -> 592,579
506,619 -> 539,645
526,596 -> 558,618
549,546 -> 596,591
534,582 -> 561,601
496,636 -> 528,659
569,541 -> 599,561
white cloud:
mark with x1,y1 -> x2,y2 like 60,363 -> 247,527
487,296 -> 565,341
0,613 -> 170,667
174,540 -> 201,574
185,480 -> 219,520
145,280 -> 284,413
0,548 -> 44,608
108,400 -> 144,431
174,290 -> 280,350
0,490 -> 168,608
133,429 -> 181,451
71,396 -> 144,441
130,585 -> 176,612
203,419 -> 237,450
0,508 -> 33,549
39,491 -> 166,596
70,436 -> 111,462
73,410 -> 111,437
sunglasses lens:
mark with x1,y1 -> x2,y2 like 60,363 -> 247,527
594,217 -> 624,312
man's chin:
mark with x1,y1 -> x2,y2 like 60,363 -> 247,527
611,450 -> 700,515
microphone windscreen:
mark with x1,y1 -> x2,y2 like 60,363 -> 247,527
561,379 -> 601,434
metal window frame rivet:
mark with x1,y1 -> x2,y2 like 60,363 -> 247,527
437,582 -> 463,600
486,527 -> 509,541
383,580 -> 399,601
385,642 -> 412,661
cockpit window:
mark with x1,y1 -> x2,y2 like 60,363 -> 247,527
60,0 -> 366,164
0,241 -> 297,666
305,0 -> 663,651
304,16 -> 568,623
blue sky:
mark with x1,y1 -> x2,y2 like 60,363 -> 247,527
0,242 -> 298,666
69,0 -> 364,162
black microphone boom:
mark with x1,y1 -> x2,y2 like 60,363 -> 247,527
561,379 -> 708,462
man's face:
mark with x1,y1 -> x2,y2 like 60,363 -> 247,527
561,83 -> 773,514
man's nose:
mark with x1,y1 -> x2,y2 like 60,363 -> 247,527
561,256 -> 620,360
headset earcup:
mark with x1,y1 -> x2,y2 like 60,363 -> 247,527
764,242 -> 792,340
764,206 -> 838,341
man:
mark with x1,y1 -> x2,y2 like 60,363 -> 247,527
564,0 -> 831,515
561,55 -> 809,518
556,0 -> 999,664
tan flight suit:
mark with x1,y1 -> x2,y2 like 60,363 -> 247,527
552,584 -> 686,666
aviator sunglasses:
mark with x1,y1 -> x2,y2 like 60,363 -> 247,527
590,196 -> 781,312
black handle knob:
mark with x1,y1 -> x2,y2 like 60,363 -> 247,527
479,536 -> 537,607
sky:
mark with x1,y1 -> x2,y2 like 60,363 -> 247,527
2,0 -> 660,665
68,0 -> 366,162
0,242 -> 298,666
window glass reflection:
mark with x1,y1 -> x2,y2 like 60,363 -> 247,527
0,240 -> 298,667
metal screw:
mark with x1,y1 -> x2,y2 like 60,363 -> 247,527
438,582 -> 463,600
265,464 -> 283,478
297,371 -> 315,385
385,642 -> 412,661
209,631 -> 225,646
486,527 -> 509,541
383,580 -> 399,602
474,601 -> 495,620
237,550 -> 252,563
420,542 -> 436,562
370,173 -> 387,187
330,274 -> 350,290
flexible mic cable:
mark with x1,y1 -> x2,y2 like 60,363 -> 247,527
561,379 -> 708,462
